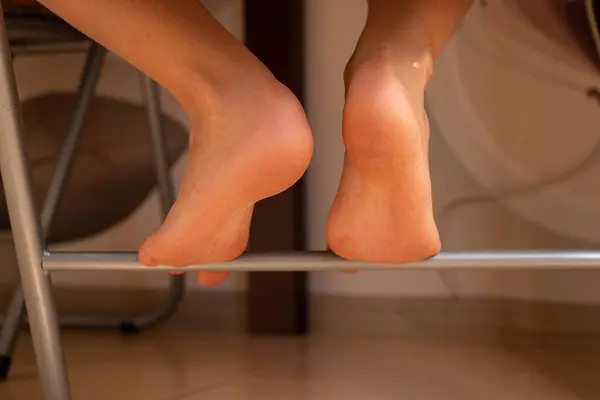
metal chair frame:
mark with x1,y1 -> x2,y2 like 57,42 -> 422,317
0,6 -> 185,384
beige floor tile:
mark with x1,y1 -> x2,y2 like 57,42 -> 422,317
2,330 -> 600,399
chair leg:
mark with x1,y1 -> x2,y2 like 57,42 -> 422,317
0,42 -> 106,383
44,75 -> 186,330
40,42 -> 107,233
1,54 -> 184,378
0,6 -> 71,400
51,74 -> 186,332
39,71 -> 185,334
0,288 -> 23,380
140,75 -> 175,215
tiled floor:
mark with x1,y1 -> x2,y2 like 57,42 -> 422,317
3,328 -> 600,399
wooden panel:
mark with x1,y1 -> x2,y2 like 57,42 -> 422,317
244,0 -> 309,335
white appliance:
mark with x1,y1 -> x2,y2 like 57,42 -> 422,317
427,0 -> 600,243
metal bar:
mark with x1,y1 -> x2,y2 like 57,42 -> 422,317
0,289 -> 23,365
140,75 -> 175,214
42,250 -> 600,272
126,276 -> 184,330
0,43 -> 106,369
1,58 -> 183,356
0,5 -> 71,398
40,42 -> 106,232
31,72 -> 183,333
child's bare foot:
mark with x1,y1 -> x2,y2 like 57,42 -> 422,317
139,68 -> 313,285
39,0 -> 313,285
327,49 -> 440,264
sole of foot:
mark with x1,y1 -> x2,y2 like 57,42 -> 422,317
327,55 -> 441,264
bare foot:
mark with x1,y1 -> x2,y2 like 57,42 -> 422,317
139,70 -> 313,285
327,51 -> 440,263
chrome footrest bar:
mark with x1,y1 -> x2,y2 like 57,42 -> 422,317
42,250 -> 600,272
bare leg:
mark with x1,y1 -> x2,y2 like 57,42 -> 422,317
328,0 -> 473,262
37,0 -> 313,284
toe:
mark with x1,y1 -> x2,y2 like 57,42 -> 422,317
139,238 -> 160,267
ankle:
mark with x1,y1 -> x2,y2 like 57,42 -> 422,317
170,56 -> 277,119
344,46 -> 433,91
